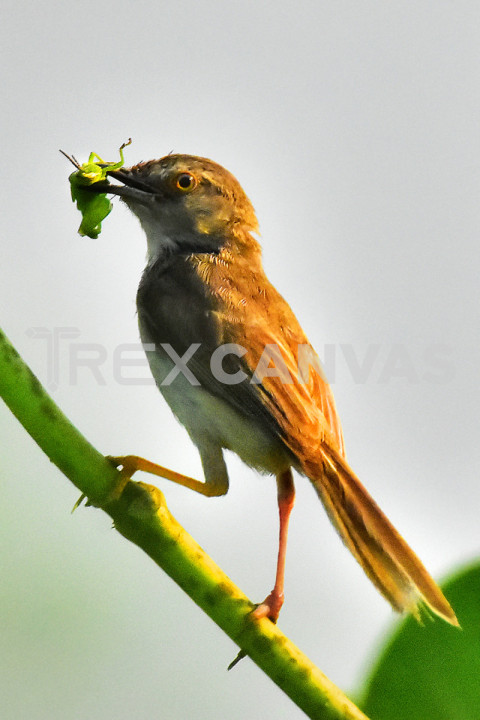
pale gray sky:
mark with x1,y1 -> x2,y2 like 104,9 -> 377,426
1,2 -> 479,719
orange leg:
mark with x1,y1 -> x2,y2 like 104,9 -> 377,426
108,454 -> 228,497
253,468 -> 296,622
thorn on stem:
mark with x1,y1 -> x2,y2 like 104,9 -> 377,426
71,493 -> 86,513
227,649 -> 247,671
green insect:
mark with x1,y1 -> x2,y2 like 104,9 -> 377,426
62,139 -> 132,239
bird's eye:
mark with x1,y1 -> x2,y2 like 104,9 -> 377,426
175,172 -> 197,192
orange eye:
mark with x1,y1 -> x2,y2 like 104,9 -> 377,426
175,172 -> 197,192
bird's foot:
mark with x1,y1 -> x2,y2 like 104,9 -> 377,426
107,455 -> 142,478
251,589 -> 284,623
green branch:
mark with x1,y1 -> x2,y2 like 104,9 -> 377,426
0,327 -> 369,720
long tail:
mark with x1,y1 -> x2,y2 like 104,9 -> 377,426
306,447 -> 458,626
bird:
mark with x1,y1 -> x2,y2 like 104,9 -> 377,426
94,152 -> 457,627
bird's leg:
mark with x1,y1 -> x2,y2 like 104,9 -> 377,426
253,468 -> 295,622
107,453 -> 228,497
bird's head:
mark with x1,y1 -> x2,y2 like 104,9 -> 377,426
103,154 -> 258,259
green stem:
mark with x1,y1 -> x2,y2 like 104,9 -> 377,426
0,327 -> 369,720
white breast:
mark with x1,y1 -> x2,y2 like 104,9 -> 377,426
142,340 -> 291,477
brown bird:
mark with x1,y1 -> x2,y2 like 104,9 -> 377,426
97,153 -> 457,627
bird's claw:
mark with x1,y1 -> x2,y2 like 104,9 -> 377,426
251,590 -> 284,623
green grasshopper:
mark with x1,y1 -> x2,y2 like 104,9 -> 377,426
62,139 -> 131,239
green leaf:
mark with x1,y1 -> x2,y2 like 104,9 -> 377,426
359,561 -> 480,719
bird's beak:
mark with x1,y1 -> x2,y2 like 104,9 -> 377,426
89,168 -> 159,205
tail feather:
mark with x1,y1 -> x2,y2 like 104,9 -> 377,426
306,448 -> 458,626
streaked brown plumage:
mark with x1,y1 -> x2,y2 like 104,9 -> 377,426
100,153 -> 457,627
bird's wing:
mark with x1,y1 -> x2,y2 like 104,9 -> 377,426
223,318 -> 345,459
